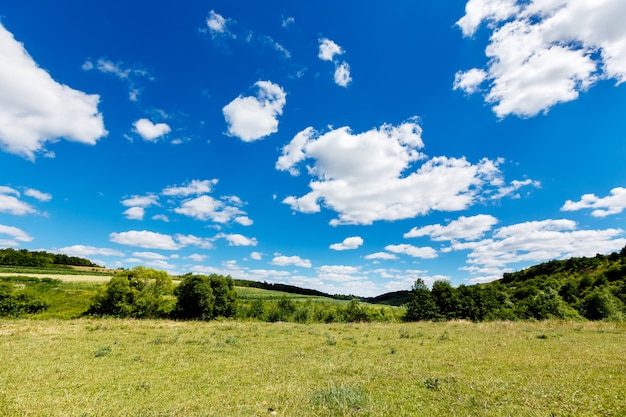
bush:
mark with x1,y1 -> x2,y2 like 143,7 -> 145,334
87,267 -> 174,318
579,287 -> 625,321
174,274 -> 237,320
0,282 -> 49,316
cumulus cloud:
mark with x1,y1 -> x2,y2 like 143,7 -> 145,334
110,230 -> 181,250
121,194 -> 158,208
404,214 -> 498,241
334,62 -> 352,87
187,253 -> 207,262
318,38 -> 343,61
330,236 -> 364,251
271,254 -> 312,268
561,187 -> 626,217
455,0 -> 626,117
0,224 -> 33,246
0,23 -> 107,160
206,10 -> 231,36
57,245 -> 124,258
223,81 -> 286,141
277,121 -> 530,225
175,195 -> 245,223
123,206 -> 145,220
451,219 -> 626,283
217,233 -> 258,247
250,251 -> 263,260
0,186 -> 36,215
133,118 -> 171,142
384,244 -> 438,259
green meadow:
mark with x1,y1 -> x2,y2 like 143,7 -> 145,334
1,319 -> 624,416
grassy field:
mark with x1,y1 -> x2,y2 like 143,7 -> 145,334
0,319 -> 624,416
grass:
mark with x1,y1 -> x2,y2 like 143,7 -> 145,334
0,319 -> 624,416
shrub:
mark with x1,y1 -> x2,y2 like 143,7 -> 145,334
174,274 -> 237,320
0,282 -> 49,316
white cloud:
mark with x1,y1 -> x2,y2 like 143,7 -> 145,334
282,17 -> 295,28
175,195 -> 244,223
334,62 -> 352,87
234,216 -> 253,226
206,10 -> 230,36
492,179 -> 541,199
271,254 -> 312,268
222,81 -> 286,141
162,179 -> 217,197
187,253 -> 207,262
404,214 -> 498,241
364,252 -> 398,260
0,187 -> 36,216
0,224 -> 33,245
317,265 -> 362,282
456,0 -> 626,117
82,58 -> 151,101
278,121 -> 523,225
561,187 -> 626,217
0,23 -> 107,160
330,236 -> 364,251
385,244 -> 438,259
133,118 -> 171,142
250,251 -> 263,260
174,234 -> 214,249
452,219 -> 626,283
152,214 -> 169,222
24,188 -> 52,202
131,251 -> 168,261
453,68 -> 488,94
123,206 -> 145,220
217,233 -> 258,247
57,245 -> 124,258
318,38 -> 343,61
110,230 -> 181,250
121,194 -> 158,208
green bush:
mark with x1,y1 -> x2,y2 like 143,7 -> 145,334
174,274 -> 237,320
0,282 -> 49,316
87,267 -> 174,318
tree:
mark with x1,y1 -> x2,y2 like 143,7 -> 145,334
431,280 -> 461,320
174,274 -> 237,320
404,279 -> 437,321
87,267 -> 174,318
579,287 -> 624,321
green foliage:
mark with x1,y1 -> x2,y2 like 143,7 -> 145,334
404,279 -> 437,321
0,248 -> 99,268
579,287 -> 624,321
87,267 -> 174,318
174,274 -> 237,320
0,282 -> 49,316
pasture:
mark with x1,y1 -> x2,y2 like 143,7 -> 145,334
0,319 -> 624,416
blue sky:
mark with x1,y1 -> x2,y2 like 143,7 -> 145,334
1,0 -> 626,296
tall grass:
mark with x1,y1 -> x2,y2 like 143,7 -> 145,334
0,319 -> 624,416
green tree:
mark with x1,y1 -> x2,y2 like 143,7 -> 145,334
431,280 -> 461,320
579,287 -> 624,321
174,274 -> 237,320
404,279 -> 437,321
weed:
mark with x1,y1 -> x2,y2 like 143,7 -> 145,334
94,345 -> 112,357
310,383 -> 369,415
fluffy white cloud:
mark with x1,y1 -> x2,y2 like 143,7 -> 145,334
123,206 -> 145,220
364,252 -> 398,260
384,244 -> 438,259
317,265 -> 362,282
222,81 -> 286,142
121,194 -> 158,208
0,224 -> 33,246
110,230 -> 181,250
187,253 -> 207,262
250,251 -> 263,260
175,195 -> 244,223
162,179 -> 217,197
404,214 -> 498,241
234,216 -> 253,226
206,10 -> 229,35
456,0 -> 626,117
217,233 -> 258,247
318,38 -> 343,61
271,254 -> 312,268
334,62 -> 352,87
24,188 -> 52,202
452,219 -> 626,283
174,234 -> 214,249
0,187 -> 36,216
0,23 -> 106,160
133,118 -> 171,142
561,187 -> 626,217
56,245 -> 124,258
82,58 -> 151,101
278,121 -> 526,225
131,251 -> 168,260
330,236 -> 364,251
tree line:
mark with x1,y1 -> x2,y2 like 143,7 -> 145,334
0,248 -> 100,268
